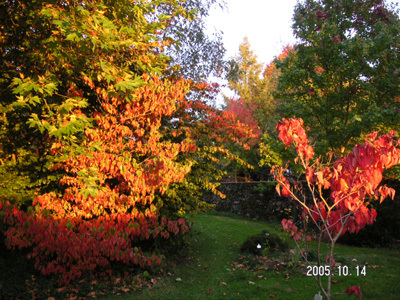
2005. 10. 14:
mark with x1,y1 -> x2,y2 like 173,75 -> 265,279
306,265 -> 367,277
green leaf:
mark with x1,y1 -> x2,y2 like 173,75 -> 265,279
65,32 -> 80,41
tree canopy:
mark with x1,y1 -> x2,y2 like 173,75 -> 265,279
275,0 -> 400,154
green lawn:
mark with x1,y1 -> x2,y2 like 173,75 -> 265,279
104,212 -> 400,300
1,212 -> 399,299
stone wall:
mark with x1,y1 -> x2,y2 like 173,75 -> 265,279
202,181 -> 297,221
202,180 -> 400,222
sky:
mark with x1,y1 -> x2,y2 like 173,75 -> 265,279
205,0 -> 299,105
206,0 -> 299,67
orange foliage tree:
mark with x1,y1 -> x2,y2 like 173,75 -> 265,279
156,80 -> 259,208
0,0 -> 256,285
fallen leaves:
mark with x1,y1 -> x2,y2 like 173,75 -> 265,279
87,291 -> 96,298
120,286 -> 131,293
370,265 -> 381,269
332,279 -> 342,284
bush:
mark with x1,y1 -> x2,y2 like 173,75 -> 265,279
240,230 -> 289,256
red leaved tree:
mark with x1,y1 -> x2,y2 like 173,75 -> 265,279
224,97 -> 262,146
271,117 -> 400,299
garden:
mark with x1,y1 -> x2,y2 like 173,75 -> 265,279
1,211 -> 400,299
1,0 -> 400,299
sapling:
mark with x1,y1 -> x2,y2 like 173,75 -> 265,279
271,118 -> 400,299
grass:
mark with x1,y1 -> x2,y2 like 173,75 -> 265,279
104,212 -> 400,300
1,211 -> 399,299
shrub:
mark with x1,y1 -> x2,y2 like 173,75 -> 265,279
240,230 -> 289,256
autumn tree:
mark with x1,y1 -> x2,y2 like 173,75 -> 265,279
155,82 -> 258,215
275,0 -> 400,155
149,0 -> 260,214
221,39 -> 265,180
260,45 -> 292,134
226,38 -> 292,134
257,46 -> 300,171
0,0 -> 230,207
226,37 -> 265,103
0,0 -> 193,283
0,0 -> 254,284
270,117 -> 400,299
224,39 -> 294,179
1,0 -> 183,205
222,97 -> 262,181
